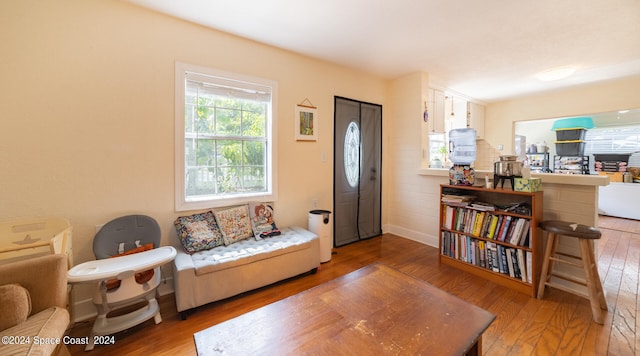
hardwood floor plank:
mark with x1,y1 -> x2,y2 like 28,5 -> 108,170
483,295 -> 541,353
482,289 -> 530,350
610,291 -> 636,355
509,295 -> 560,351
557,300 -> 594,355
532,292 -> 579,355
65,216 -> 640,355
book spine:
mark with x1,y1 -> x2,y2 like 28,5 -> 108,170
498,216 -> 512,242
472,212 -> 485,236
525,251 -> 532,283
487,215 -> 500,239
492,215 -> 504,240
480,213 -> 492,238
508,218 -> 524,245
445,206 -> 454,229
489,243 -> 500,273
519,220 -> 531,247
506,248 -> 515,277
517,249 -> 527,282
511,248 -> 522,279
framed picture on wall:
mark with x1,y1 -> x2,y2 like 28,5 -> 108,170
295,105 -> 318,141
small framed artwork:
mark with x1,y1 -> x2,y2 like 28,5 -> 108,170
295,105 -> 318,141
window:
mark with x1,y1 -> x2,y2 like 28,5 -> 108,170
344,121 -> 360,187
428,132 -> 447,168
585,125 -> 640,154
175,63 -> 277,211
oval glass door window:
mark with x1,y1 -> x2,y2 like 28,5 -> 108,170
344,121 -> 360,187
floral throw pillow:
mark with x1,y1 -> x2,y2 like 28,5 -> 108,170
248,202 -> 281,240
214,205 -> 254,245
174,211 -> 224,254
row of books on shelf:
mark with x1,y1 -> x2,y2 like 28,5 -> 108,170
441,231 -> 532,283
442,205 -> 531,247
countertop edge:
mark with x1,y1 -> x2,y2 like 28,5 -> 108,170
418,168 -> 611,187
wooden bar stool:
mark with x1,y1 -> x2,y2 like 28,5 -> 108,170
537,220 -> 607,324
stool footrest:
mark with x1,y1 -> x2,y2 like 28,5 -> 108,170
549,256 -> 585,269
549,272 -> 588,287
544,281 -> 589,299
554,251 -> 581,260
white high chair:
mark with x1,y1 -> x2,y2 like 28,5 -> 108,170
67,215 -> 176,351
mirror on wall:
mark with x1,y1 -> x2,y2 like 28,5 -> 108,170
514,109 -> 640,174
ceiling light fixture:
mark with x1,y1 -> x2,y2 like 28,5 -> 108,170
535,67 -> 576,81
450,96 -> 455,117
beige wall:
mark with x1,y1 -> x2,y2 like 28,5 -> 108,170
0,0 -> 388,273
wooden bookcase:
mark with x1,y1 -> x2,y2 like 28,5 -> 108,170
439,184 -> 543,297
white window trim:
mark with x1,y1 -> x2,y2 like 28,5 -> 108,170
174,62 -> 278,211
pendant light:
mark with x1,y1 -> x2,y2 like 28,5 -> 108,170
450,96 -> 455,117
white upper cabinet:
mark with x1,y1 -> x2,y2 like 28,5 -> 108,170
429,89 -> 486,139
445,96 -> 469,131
467,102 -> 485,139
427,89 -> 446,133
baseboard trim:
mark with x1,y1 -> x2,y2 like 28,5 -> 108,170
383,224 -> 438,248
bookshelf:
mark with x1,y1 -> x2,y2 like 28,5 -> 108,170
439,184 -> 543,297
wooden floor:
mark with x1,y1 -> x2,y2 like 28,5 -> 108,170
67,215 -> 639,355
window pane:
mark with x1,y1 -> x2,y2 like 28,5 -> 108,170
215,106 -> 242,136
242,103 -> 266,137
244,141 -> 265,165
216,166 -> 241,194
585,126 -> 640,154
195,97 -> 215,135
217,140 -> 242,167
243,166 -> 265,192
186,166 -> 216,197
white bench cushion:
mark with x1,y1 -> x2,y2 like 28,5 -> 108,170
190,227 -> 317,276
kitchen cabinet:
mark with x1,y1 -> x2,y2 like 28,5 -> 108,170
445,96 -> 468,132
427,89 -> 445,133
445,96 -> 485,139
467,102 -> 485,140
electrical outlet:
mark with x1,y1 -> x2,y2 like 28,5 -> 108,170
312,199 -> 318,208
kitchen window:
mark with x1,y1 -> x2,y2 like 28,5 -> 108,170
428,133 -> 447,168
585,125 -> 640,154
175,63 -> 278,211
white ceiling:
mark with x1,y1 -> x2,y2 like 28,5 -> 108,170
128,0 -> 640,103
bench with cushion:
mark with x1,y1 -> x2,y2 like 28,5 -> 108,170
172,203 -> 319,319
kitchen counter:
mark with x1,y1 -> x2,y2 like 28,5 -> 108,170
419,168 -> 610,187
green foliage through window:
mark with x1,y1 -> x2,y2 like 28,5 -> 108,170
185,83 -> 269,199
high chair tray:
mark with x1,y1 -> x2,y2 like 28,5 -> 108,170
68,246 -> 176,283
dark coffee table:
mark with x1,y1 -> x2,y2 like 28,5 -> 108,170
194,263 -> 495,355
